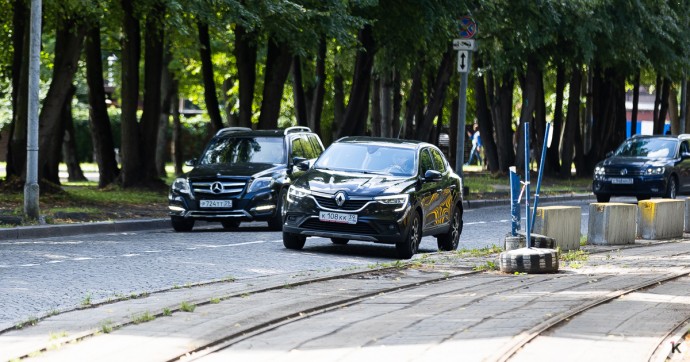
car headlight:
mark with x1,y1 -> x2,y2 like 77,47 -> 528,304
247,177 -> 274,193
594,166 -> 605,175
375,194 -> 409,211
645,167 -> 665,175
287,185 -> 311,202
171,178 -> 191,194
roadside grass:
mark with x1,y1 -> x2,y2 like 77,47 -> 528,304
462,171 -> 591,197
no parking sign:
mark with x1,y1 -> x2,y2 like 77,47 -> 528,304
459,15 -> 478,39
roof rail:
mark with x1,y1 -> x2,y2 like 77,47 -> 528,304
215,127 -> 253,136
284,126 -> 312,135
678,134 -> 690,140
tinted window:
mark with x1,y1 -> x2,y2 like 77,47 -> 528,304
420,149 -> 434,175
430,148 -> 447,173
308,135 -> 324,155
199,137 -> 285,165
315,143 -> 416,176
291,137 -> 306,159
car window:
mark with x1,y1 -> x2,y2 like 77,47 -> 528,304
308,135 -> 324,156
615,138 -> 677,158
199,137 -> 285,165
291,137 -> 306,159
430,148 -> 447,173
301,137 -> 319,159
681,141 -> 689,155
315,143 -> 415,176
420,149 -> 434,175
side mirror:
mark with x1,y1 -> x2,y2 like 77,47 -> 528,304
606,151 -> 614,158
682,152 -> 690,160
184,158 -> 197,167
296,160 -> 310,171
423,170 -> 442,182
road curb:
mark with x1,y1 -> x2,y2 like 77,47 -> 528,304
464,193 -> 595,209
0,219 -> 170,241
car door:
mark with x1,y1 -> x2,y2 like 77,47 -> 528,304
678,140 -> 690,192
418,147 -> 441,230
429,147 -> 454,226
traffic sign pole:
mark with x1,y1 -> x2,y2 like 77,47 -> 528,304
455,51 -> 472,176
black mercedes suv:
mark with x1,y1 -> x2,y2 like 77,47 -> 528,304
282,136 -> 464,259
168,126 -> 324,231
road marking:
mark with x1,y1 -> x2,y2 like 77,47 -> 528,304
194,240 -> 268,248
121,254 -> 141,257
73,257 -> 93,261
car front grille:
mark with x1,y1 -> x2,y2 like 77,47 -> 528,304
312,195 -> 370,211
300,219 -> 377,235
191,179 -> 247,198
603,167 -> 644,176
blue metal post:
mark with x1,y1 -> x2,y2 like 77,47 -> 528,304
510,166 -> 521,236
524,122 -> 531,248
530,122 -> 551,229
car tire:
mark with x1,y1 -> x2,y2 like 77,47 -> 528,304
171,216 -> 194,232
283,232 -> 306,250
437,206 -> 462,251
595,194 -> 610,203
268,188 -> 288,231
221,220 -> 240,229
636,195 -> 651,201
396,211 -> 421,259
331,238 -> 349,245
665,176 -> 678,199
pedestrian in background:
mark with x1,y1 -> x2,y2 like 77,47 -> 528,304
465,123 -> 482,166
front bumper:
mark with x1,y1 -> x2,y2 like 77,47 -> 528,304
168,189 -> 278,221
592,175 -> 667,197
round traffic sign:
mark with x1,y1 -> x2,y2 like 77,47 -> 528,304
459,16 -> 477,39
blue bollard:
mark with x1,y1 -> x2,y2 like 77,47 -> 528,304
510,166 -> 521,236
524,123 -> 531,248
530,122 -> 551,229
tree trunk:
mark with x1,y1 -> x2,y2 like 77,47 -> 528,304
332,74 -> 344,143
198,21 -> 224,133
7,2 -> 29,180
404,61 -> 423,139
546,61 -> 565,175
309,39 -> 326,136
222,77 -> 238,126
371,75 -> 381,137
586,65 -> 627,171
491,72 -> 515,172
258,38 -> 292,130
515,59 -> 539,173
119,0 -> 142,187
38,19 -> 87,184
653,74 -> 662,132
631,70 -> 640,136
337,25 -> 376,138
474,55 -> 498,172
234,24 -> 257,128
533,66 -> 547,168
392,70 -> 402,138
171,79 -> 183,175
670,85 -> 679,135
62,85 -> 87,182
157,45 -> 173,178
139,4 -> 166,184
561,66 -> 582,177
657,77 -> 671,134
380,70 -> 393,138
292,55 -> 308,127
85,25 -> 119,188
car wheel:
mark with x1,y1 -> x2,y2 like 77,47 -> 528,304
595,194 -> 610,203
396,211 -> 421,259
331,238 -> 349,245
268,188 -> 288,231
221,220 -> 240,229
636,195 -> 651,201
171,216 -> 194,232
283,232 -> 306,250
665,176 -> 678,199
437,206 -> 462,251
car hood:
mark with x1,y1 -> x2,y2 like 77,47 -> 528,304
298,169 -> 415,196
186,163 -> 284,178
599,156 -> 671,168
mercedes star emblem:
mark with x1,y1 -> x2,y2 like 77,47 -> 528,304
620,169 -> 627,176
334,192 -> 346,207
211,182 -> 223,194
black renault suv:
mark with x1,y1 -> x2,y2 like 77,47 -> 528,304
282,136 -> 464,259
168,126 -> 324,231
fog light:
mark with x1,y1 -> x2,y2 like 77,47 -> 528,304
169,205 -> 185,212
254,204 -> 276,212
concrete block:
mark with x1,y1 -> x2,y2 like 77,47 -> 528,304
637,199 -> 684,240
587,203 -> 637,245
684,198 -> 690,233
532,206 -> 581,251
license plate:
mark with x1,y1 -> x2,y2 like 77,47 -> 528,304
319,211 -> 357,224
200,200 -> 232,208
610,178 -> 633,185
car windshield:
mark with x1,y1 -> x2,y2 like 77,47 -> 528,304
199,137 -> 285,165
614,138 -> 678,158
315,143 -> 416,176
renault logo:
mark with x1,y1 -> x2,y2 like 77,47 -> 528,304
334,192 -> 346,207
620,169 -> 627,176
211,182 -> 223,194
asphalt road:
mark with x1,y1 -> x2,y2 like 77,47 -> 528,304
0,197 -> 596,330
